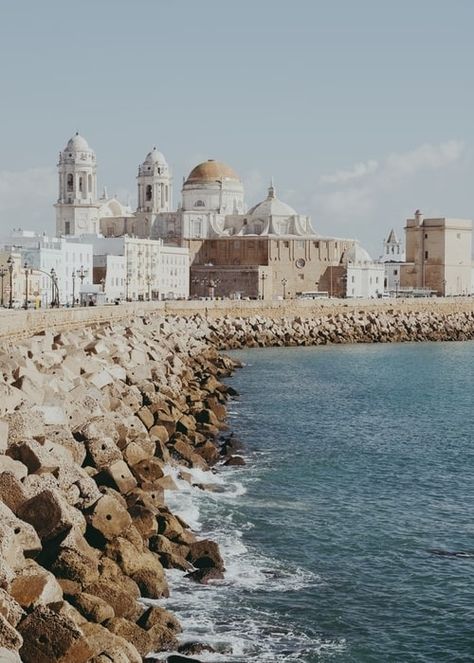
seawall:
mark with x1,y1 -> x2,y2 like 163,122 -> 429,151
1,297 -> 474,343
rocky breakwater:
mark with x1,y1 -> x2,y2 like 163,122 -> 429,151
0,314 -> 240,663
203,306 -> 474,348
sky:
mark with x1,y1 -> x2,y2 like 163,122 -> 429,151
0,0 -> 473,256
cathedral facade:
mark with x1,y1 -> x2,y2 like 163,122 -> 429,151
56,133 -> 380,300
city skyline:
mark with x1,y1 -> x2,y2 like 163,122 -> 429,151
1,1 -> 473,255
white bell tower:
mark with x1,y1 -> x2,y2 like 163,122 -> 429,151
137,147 -> 172,214
55,132 -> 100,236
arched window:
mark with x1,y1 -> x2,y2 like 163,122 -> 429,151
194,200 -> 205,207
146,185 -> 152,201
67,174 -> 74,192
79,177 -> 83,192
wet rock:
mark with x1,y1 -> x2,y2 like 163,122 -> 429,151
224,454 -> 246,466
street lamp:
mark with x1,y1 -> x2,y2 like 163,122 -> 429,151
23,261 -> 32,310
71,269 -> 76,307
281,278 -> 288,300
0,266 -> 6,307
260,273 -> 268,300
7,256 -> 13,309
50,268 -> 59,307
77,265 -> 88,306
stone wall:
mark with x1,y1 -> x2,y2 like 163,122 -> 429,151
1,297 -> 474,342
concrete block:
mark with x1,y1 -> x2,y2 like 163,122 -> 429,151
10,560 -> 63,609
18,605 -> 93,663
88,495 -> 132,541
0,502 -> 41,558
0,588 -> 24,627
85,437 -> 122,471
0,456 -> 27,481
32,405 -> 67,426
105,460 -> 137,495
0,472 -> 28,514
0,612 -> 22,651
18,489 -> 75,541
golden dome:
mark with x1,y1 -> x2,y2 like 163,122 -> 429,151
186,159 -> 240,183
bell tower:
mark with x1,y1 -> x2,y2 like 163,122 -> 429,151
55,132 -> 100,236
137,147 -> 172,214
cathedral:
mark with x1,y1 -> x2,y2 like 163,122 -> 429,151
55,133 -> 316,244
55,132 -> 367,300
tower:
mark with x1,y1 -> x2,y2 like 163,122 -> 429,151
55,132 -> 100,236
383,228 -> 403,259
137,147 -> 172,214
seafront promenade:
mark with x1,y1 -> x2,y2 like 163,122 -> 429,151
1,297 -> 473,342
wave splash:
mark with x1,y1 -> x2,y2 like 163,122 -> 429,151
154,464 -> 344,661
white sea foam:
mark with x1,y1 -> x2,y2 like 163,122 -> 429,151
154,459 -> 337,661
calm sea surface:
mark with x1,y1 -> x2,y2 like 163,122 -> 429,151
161,341 -> 474,662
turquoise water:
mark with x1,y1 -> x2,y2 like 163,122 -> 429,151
161,341 -> 474,662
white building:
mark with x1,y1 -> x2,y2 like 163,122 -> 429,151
76,235 -> 189,301
380,229 -> 405,294
1,231 -> 92,307
345,243 -> 385,298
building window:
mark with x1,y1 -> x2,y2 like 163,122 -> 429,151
394,269 -> 398,275
146,185 -> 152,201
313,241 -> 320,248
425,250 -> 428,259
284,241 -> 289,248
67,174 -> 73,192
457,233 -> 461,239
195,200 -> 205,207
65,221 -> 70,234
424,233 -> 428,239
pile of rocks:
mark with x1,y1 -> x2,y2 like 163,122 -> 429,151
0,314 -> 239,662
202,308 -> 474,348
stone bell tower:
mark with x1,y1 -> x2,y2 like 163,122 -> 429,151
55,132 -> 100,236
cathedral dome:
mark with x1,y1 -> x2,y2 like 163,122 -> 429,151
248,182 -> 297,219
143,146 -> 167,165
347,243 -> 373,264
65,132 -> 92,153
186,160 -> 240,183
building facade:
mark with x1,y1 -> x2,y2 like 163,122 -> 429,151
400,210 -> 473,296
86,236 -> 189,301
380,229 -> 405,294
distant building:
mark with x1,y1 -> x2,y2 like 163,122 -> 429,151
400,210 -> 473,296
380,229 -> 405,293
1,231 -> 93,307
345,244 -> 385,298
81,236 -> 189,301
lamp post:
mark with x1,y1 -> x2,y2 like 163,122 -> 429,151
71,270 -> 76,307
281,278 -> 288,300
23,261 -> 31,310
0,266 -> 6,307
260,272 -> 268,300
50,268 -> 60,307
77,265 -> 88,306
7,256 -> 13,309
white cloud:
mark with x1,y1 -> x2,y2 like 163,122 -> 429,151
310,140 -> 466,254
319,159 -> 379,185
0,167 -> 56,233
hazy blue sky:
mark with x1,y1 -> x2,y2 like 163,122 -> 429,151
0,0 -> 473,255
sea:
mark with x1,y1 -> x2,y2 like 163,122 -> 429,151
154,341 -> 474,662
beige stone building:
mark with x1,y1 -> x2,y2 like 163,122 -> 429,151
400,210 -> 472,296
189,236 -> 355,300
